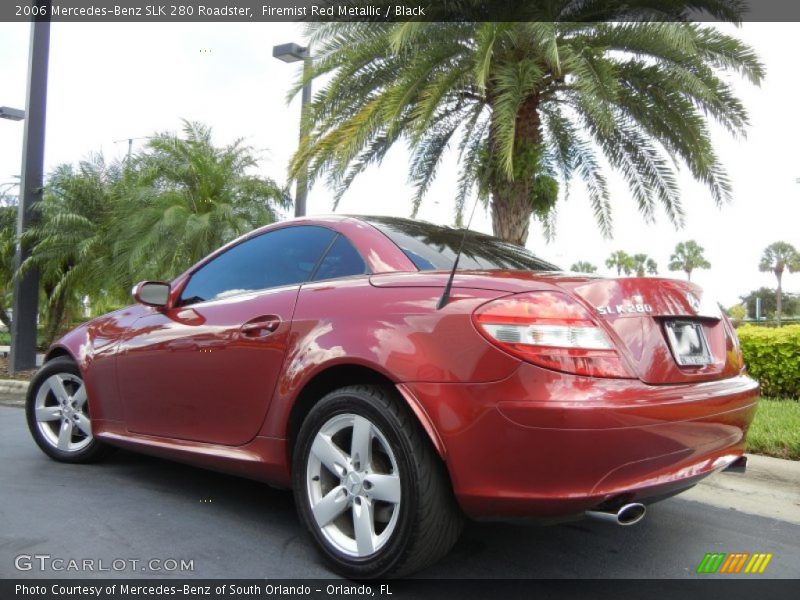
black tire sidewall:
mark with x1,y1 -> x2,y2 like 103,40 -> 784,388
25,357 -> 104,463
292,386 -> 420,579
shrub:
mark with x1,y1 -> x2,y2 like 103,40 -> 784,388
726,304 -> 746,326
737,325 -> 800,398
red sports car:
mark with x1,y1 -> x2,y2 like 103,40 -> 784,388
26,215 -> 758,578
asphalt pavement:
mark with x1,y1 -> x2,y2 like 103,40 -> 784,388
1,405 -> 798,579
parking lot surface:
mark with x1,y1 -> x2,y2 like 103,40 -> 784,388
1,406 -> 798,579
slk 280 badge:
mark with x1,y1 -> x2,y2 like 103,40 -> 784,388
596,303 -> 653,315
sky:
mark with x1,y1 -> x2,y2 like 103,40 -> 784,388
0,21 -> 798,307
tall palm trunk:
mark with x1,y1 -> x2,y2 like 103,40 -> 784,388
775,270 -> 783,326
489,94 -> 541,246
490,199 -> 532,246
44,291 -> 67,348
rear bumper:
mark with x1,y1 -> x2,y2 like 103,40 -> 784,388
402,366 -> 759,519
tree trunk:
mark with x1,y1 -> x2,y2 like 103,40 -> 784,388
488,93 -> 541,246
44,291 -> 66,348
490,196 -> 533,246
776,271 -> 783,327
686,269 -> 692,281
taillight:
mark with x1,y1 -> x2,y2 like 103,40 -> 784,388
721,313 -> 745,371
473,291 -> 633,379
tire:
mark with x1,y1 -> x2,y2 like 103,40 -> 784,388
292,384 -> 463,578
26,356 -> 111,463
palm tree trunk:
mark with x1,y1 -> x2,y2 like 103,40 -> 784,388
44,297 -> 65,347
490,197 -> 532,246
776,271 -> 783,326
488,94 -> 541,246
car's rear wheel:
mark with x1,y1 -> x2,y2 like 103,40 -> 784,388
292,384 -> 462,578
26,356 -> 111,463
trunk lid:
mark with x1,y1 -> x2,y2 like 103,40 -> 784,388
556,277 -> 741,384
371,271 -> 742,384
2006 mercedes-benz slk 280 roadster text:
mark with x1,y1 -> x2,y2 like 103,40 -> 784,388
26,215 -> 758,578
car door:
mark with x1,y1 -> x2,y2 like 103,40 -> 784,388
116,225 -> 337,446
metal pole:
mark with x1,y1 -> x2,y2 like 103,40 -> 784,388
10,12 -> 50,373
294,52 -> 312,218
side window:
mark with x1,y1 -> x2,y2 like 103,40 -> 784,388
312,234 -> 368,282
180,226 -> 336,305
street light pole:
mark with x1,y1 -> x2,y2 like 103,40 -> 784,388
10,13 -> 50,373
272,42 -> 312,218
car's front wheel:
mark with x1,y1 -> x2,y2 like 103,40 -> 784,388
26,356 -> 110,463
293,384 -> 462,578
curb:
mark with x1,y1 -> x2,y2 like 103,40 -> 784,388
682,455 -> 800,525
0,378 -> 29,408
0,379 -> 29,395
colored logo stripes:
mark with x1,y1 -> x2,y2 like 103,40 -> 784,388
696,552 -> 773,574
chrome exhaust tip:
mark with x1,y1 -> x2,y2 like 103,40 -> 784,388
586,502 -> 646,526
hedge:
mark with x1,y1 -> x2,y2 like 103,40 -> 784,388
737,325 -> 800,398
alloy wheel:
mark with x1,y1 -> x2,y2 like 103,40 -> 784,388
34,373 -> 93,453
305,413 -> 402,558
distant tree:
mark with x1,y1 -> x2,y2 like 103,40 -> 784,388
570,261 -> 598,274
726,304 -> 746,323
605,251 -> 634,276
739,287 -> 800,320
111,121 -> 290,282
21,121 -> 290,344
21,156 -> 124,345
668,240 -> 710,281
632,253 -> 658,277
758,241 -> 800,326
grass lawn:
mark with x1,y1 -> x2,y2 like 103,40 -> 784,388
747,397 -> 800,460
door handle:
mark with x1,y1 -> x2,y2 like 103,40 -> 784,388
240,315 -> 281,338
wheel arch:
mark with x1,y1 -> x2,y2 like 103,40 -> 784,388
286,364 -> 447,462
43,344 -> 75,364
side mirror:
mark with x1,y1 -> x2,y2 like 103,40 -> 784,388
132,281 -> 171,307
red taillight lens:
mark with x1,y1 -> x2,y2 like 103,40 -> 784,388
473,291 -> 634,379
721,313 -> 745,371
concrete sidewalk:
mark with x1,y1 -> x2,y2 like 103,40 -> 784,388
682,454 -> 800,525
1,380 -> 798,525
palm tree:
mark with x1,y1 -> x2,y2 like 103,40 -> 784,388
290,5 -> 762,245
632,253 -> 658,277
570,261 -> 597,274
22,122 -> 290,343
759,242 -> 800,326
668,241 -> 710,281
21,156 -> 123,345
112,121 -> 290,281
606,251 -> 634,277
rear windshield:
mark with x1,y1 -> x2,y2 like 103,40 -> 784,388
364,216 -> 560,272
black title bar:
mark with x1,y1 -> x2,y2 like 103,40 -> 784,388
5,0 -> 800,23
2,579 -> 799,600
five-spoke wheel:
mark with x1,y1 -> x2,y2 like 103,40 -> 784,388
26,357 -> 110,463
33,372 -> 93,452
306,413 -> 402,557
293,384 -> 462,579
